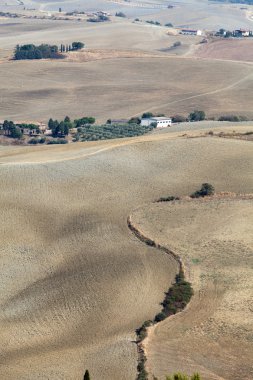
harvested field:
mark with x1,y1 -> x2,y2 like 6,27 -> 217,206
131,196 -> 253,380
195,39 -> 253,62
1,56 -> 253,122
0,124 -> 253,379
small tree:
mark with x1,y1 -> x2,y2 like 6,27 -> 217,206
72,42 -> 85,50
83,369 -> 90,380
191,183 -> 215,198
142,112 -> 154,119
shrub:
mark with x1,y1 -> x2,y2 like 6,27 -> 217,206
136,320 -> 153,341
218,115 -> 248,122
165,22 -> 173,27
142,112 -> 154,119
189,110 -> 205,122
28,138 -> 39,144
154,312 -> 166,322
172,115 -> 187,123
190,183 -> 215,198
166,373 -> 201,380
158,196 -> 180,202
47,139 -> 68,145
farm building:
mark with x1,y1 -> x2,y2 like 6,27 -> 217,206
233,29 -> 252,37
180,29 -> 202,36
141,117 -> 172,128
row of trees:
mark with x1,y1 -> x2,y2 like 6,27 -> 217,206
60,42 -> 84,52
14,42 -> 84,60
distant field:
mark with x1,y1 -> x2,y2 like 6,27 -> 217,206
1,54 -> 253,122
195,38 -> 253,62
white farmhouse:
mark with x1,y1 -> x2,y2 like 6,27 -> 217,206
180,29 -> 202,36
141,117 -> 172,128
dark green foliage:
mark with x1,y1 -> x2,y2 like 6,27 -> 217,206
48,117 -> 71,137
189,110 -> 205,122
72,42 -> 85,50
142,112 -> 154,119
136,320 -> 153,342
158,196 -> 180,202
83,369 -> 90,380
28,137 -> 46,144
155,271 -> 193,322
14,44 -> 61,60
75,117 -> 96,127
128,117 -> 141,124
165,22 -> 173,27
166,373 -> 201,380
190,183 -> 215,198
2,120 -> 22,139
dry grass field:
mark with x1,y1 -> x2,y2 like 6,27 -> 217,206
131,196 -> 253,380
1,55 -> 253,123
0,124 -> 252,379
195,39 -> 253,62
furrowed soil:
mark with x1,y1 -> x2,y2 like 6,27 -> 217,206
0,124 -> 252,379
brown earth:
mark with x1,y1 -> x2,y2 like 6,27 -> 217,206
195,38 -> 253,62
0,124 -> 253,379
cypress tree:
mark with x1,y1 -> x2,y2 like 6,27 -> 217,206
83,369 -> 90,380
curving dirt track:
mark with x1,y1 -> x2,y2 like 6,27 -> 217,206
0,125 -> 253,379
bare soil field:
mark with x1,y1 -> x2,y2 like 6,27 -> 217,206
1,55 -> 253,123
195,38 -> 253,62
0,125 -> 252,379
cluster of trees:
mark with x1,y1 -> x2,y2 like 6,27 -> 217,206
14,42 -> 84,60
14,44 -> 61,60
2,120 -> 22,138
190,183 -> 215,198
48,116 -> 72,137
